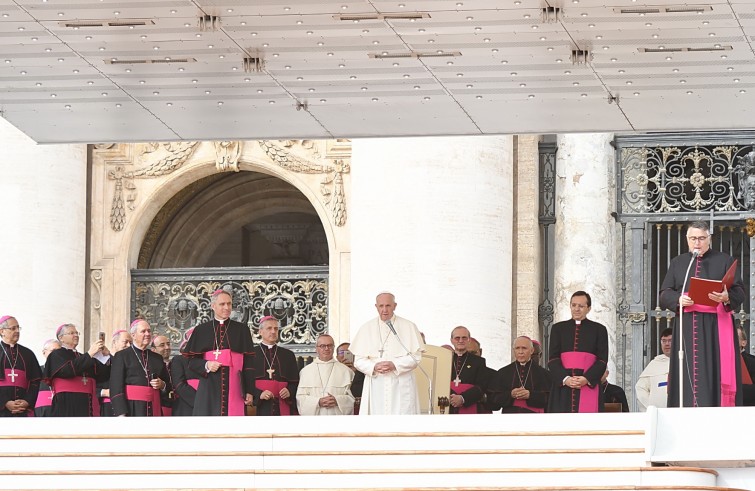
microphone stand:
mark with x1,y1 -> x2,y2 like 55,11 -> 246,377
386,320 -> 434,414
678,250 -> 699,408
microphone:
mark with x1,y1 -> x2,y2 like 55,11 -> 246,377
385,319 -> 398,336
677,248 -> 699,408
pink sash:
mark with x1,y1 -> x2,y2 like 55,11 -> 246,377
561,351 -> 599,413
0,368 -> 27,388
51,376 -> 100,416
187,379 -> 199,390
255,379 -> 292,415
125,385 -> 162,417
513,399 -> 545,413
203,349 -> 245,416
36,389 -> 53,408
687,302 -> 737,407
451,382 -> 478,414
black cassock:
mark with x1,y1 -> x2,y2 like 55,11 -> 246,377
44,347 -> 110,417
449,352 -> 488,414
170,354 -> 199,416
601,382 -> 629,412
0,342 -> 42,417
110,346 -> 171,417
252,344 -> 299,416
547,318 -> 608,413
660,250 -> 745,407
491,360 -> 552,413
34,365 -> 53,417
183,319 -> 255,416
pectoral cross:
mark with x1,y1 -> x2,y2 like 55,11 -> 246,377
266,368 -> 275,379
8,370 -> 17,383
213,349 -> 221,360
81,374 -> 88,386
453,376 -> 461,387
378,349 -> 384,358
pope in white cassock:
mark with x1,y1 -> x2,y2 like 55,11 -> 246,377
350,292 -> 425,415
297,334 -> 355,415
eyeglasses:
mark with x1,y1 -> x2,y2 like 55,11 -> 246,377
1,326 -> 20,332
452,336 -> 468,341
317,344 -> 335,349
687,235 -> 709,242
64,331 -> 80,336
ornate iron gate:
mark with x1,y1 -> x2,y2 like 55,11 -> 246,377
614,132 -> 755,410
130,266 -> 328,357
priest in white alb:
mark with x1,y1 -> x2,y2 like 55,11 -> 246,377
297,334 -> 355,415
350,292 -> 425,415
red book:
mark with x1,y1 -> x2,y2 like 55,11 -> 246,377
688,259 -> 738,307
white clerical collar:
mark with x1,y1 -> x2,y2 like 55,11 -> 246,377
261,342 -> 277,349
454,350 -> 466,357
214,317 -> 228,323
316,357 -> 335,364
518,360 -> 530,366
0,341 -> 15,348
575,319 -> 582,325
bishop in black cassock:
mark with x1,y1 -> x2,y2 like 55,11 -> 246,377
660,222 -> 745,408
448,326 -> 488,414
0,316 -> 42,417
491,336 -> 552,413
170,354 -> 199,416
252,316 -> 299,416
110,321 -> 170,417
183,290 -> 255,416
547,291 -> 608,413
44,323 -> 110,417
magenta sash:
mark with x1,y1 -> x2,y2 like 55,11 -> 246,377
51,376 -> 100,416
561,351 -> 599,413
687,302 -> 737,407
451,382 -> 478,414
0,368 -> 27,388
36,389 -> 53,408
162,406 -> 172,416
203,349 -> 245,416
125,385 -> 162,416
255,379 -> 292,415
187,379 -> 199,390
513,399 -> 544,413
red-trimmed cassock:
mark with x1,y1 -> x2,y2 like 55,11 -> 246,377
547,318 -> 608,413
491,360 -> 552,413
252,344 -> 299,416
660,249 -> 745,407
170,354 -> 199,416
43,347 -> 110,417
183,318 -> 255,416
449,352 -> 487,414
110,346 -> 171,417
0,341 -> 42,417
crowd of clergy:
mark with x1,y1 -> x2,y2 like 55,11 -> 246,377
2,288 -> 687,418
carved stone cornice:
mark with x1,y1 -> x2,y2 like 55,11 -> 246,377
259,140 -> 350,226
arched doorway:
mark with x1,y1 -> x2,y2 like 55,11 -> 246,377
131,171 -> 329,354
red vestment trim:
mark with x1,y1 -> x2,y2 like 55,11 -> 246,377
125,385 -> 162,416
0,368 -> 27,388
560,351 -> 599,413
450,382 -> 478,414
36,389 -> 53,408
255,379 -> 292,415
687,302 -> 737,407
203,349 -> 245,416
51,376 -> 100,416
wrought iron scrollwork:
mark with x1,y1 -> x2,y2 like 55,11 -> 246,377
131,268 -> 328,352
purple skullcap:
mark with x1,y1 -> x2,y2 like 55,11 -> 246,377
259,315 -> 276,325
0,315 -> 13,326
130,319 -> 143,330
532,339 -> 542,346
113,329 -> 127,337
55,323 -> 72,339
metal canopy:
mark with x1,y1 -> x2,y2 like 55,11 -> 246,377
0,0 -> 754,143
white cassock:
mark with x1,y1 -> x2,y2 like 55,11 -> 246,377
350,315 -> 425,415
297,358 -> 355,416
634,353 -> 669,411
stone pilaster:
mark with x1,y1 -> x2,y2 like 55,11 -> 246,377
554,133 -> 617,376
350,136 -> 514,369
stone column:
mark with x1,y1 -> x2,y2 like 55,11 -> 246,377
351,136 -> 514,369
0,117 -> 87,358
512,135 -> 542,343
554,133 -> 617,376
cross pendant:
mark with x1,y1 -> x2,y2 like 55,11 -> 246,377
213,349 -> 221,360
8,370 -> 17,383
82,374 -> 88,386
266,368 -> 275,379
454,376 -> 461,387
378,349 -> 384,358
